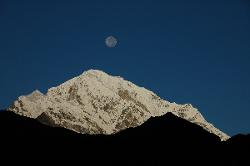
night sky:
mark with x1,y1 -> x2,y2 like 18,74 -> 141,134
1,0 -> 250,136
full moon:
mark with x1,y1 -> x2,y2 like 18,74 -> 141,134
105,36 -> 118,48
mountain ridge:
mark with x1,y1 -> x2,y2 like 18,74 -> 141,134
0,110 -> 249,165
8,69 -> 229,140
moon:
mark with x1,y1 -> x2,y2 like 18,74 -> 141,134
105,36 -> 118,48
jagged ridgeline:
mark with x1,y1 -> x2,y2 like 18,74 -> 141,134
8,69 -> 229,140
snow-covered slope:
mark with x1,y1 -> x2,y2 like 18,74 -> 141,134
8,69 -> 229,140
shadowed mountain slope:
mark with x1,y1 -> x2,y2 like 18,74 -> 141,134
0,110 -> 249,165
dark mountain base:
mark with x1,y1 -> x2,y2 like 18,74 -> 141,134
0,111 -> 249,165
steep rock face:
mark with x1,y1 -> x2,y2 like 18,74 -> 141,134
8,69 -> 229,140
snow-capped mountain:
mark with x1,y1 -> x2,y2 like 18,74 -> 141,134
8,69 -> 229,140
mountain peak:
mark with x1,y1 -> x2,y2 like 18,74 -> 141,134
8,69 -> 230,140
82,69 -> 108,76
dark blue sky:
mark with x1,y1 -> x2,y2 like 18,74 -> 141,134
0,0 -> 250,136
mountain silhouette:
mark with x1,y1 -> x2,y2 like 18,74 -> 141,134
0,110 -> 249,165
